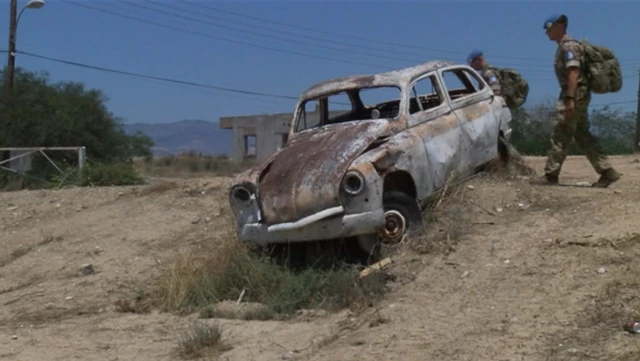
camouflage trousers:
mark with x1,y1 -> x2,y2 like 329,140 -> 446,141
543,88 -> 612,177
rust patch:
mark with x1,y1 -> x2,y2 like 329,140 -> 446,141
257,120 -> 389,225
461,102 -> 490,122
412,113 -> 459,139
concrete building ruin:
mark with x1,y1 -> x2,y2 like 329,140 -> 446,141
219,106 -> 349,163
219,112 -> 293,163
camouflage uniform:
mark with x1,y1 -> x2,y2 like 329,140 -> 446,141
542,34 -> 618,185
480,65 -> 501,95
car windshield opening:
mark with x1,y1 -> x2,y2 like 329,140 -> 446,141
295,86 -> 402,132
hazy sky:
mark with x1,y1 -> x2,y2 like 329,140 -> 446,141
2,0 -> 638,124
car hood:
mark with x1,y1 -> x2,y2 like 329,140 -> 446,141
256,119 -> 390,225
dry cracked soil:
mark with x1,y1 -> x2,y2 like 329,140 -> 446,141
1,155 -> 640,361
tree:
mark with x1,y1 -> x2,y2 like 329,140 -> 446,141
0,67 -> 154,160
0,67 -> 154,188
510,99 -> 636,156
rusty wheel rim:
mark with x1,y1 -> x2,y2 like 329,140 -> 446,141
379,210 -> 406,244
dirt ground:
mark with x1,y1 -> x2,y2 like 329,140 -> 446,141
1,155 -> 639,361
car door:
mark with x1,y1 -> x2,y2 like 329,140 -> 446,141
437,65 -> 501,175
406,71 -> 463,200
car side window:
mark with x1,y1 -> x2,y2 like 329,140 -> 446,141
441,68 -> 482,101
409,74 -> 444,115
464,69 -> 484,91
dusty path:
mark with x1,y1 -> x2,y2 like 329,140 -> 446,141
0,155 -> 639,361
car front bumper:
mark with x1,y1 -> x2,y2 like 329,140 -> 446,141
237,206 -> 385,246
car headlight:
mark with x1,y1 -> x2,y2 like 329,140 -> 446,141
342,170 -> 365,196
231,185 -> 252,203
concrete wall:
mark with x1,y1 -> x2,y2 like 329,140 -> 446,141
220,112 -> 293,163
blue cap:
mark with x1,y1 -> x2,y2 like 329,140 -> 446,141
543,14 -> 561,29
467,49 -> 483,64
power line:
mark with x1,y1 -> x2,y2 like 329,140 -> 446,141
15,49 -> 637,112
68,0 -> 638,79
60,0 -> 395,71
17,50 -> 299,101
121,0 -> 426,66
180,0 -> 640,66
138,0 -> 630,74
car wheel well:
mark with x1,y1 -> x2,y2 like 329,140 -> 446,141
383,171 -> 417,199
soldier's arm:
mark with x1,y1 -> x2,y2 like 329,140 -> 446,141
484,70 -> 502,95
563,42 -> 581,101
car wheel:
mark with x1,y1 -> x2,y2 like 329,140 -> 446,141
356,191 -> 424,259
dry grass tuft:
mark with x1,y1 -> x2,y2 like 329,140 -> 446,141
177,321 -> 230,359
133,152 -> 255,179
156,235 -> 390,318
135,180 -> 180,196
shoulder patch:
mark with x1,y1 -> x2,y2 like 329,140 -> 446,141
565,51 -> 574,60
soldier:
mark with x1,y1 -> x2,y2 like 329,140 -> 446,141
467,49 -> 502,95
535,14 -> 620,187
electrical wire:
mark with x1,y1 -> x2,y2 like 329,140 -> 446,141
16,49 -> 637,111
178,0 -> 640,66
120,0 -> 426,66
66,0 -> 639,79
17,50 -> 299,101
60,0 -> 395,71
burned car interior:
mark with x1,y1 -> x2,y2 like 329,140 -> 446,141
295,67 -> 485,133
295,86 -> 403,132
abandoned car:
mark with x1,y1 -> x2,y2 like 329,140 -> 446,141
228,61 -> 517,256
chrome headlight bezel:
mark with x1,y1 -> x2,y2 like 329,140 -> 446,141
229,182 -> 257,204
342,170 -> 365,196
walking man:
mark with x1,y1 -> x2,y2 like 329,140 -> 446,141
536,14 -> 620,187
467,50 -> 502,96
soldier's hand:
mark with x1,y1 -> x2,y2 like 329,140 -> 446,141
564,99 -> 575,118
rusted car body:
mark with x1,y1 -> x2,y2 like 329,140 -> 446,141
228,61 -> 514,255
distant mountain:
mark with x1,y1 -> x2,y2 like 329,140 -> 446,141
123,119 -> 232,156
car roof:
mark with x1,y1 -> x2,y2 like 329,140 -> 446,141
299,60 -> 456,100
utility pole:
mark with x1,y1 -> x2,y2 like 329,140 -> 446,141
5,0 -> 18,92
636,65 -> 640,152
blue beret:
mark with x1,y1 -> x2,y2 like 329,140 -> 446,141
467,49 -> 483,64
543,14 -> 561,29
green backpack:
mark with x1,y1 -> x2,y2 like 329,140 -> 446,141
489,66 -> 530,109
578,38 -> 623,94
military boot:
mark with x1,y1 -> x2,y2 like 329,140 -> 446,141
592,168 -> 621,188
530,173 -> 559,186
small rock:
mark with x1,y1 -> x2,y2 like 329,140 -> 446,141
281,351 -> 294,360
597,267 -> 606,274
11,335 -> 17,340
631,159 -> 639,164
614,190 -> 622,194
7,206 -> 18,211
79,264 -> 94,275
467,185 -> 475,190
504,259 -> 511,264
576,181 -> 591,187
461,271 -> 470,278
494,207 -> 503,213
65,296 -> 74,300
191,218 -> 201,225
204,217 -> 211,223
